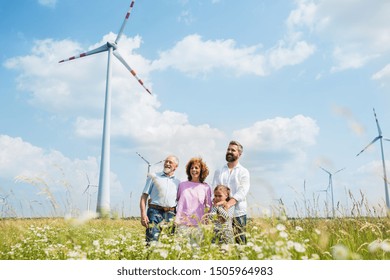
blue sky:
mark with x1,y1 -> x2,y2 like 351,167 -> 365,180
1,0 -> 390,218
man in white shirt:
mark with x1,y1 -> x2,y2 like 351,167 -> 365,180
212,140 -> 250,244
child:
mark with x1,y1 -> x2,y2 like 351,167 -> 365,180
210,185 -> 234,244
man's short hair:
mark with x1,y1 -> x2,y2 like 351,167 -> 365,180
165,155 -> 179,166
229,140 -> 243,154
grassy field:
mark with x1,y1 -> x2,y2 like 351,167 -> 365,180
1,215 -> 389,260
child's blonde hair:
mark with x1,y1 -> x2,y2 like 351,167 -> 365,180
214,185 -> 231,201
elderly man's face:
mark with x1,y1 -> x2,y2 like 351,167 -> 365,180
163,157 -> 177,174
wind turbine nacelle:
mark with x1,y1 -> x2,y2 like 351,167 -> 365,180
107,42 -> 118,50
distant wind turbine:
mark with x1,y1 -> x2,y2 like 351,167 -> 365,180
136,152 -> 163,174
0,195 -> 9,216
356,108 -> 390,209
316,187 -> 329,216
59,1 -> 151,216
319,166 -> 345,218
83,174 -> 98,212
0,195 -> 7,204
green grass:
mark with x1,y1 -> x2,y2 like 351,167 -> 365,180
1,216 -> 389,260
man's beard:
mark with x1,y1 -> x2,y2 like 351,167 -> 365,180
226,153 -> 238,162
163,167 -> 173,174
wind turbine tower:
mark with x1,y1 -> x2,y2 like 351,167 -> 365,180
319,166 -> 345,218
356,108 -> 390,210
59,1 -> 151,216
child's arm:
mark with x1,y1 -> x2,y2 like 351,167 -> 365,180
216,205 -> 231,221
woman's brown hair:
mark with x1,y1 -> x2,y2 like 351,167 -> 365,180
185,157 -> 209,183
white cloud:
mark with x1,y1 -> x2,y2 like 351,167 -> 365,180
268,40 -> 315,70
330,46 -> 378,73
231,115 -> 320,214
288,0 -> 390,72
151,34 -> 267,76
38,0 -> 57,8
233,115 -> 319,152
178,10 -> 195,25
0,134 -> 113,215
151,34 -> 315,77
287,0 -> 318,30
0,134 -> 102,186
372,64 -> 390,81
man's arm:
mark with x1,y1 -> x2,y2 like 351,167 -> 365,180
231,168 -> 250,203
140,193 -> 149,228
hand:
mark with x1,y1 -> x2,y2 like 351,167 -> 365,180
213,200 -> 225,207
140,214 -> 149,228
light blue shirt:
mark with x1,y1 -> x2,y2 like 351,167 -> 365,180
142,171 -> 180,207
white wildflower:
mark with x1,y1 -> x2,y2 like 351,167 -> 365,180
295,226 -> 303,231
276,224 -> 286,231
221,244 -> 230,251
294,242 -> 306,253
275,240 -> 284,247
67,251 -> 80,259
253,245 -> 262,253
279,231 -> 288,239
269,228 -> 277,234
159,250 -> 168,259
368,240 -> 381,252
332,244 -> 349,260
311,254 -> 320,260
380,241 -> 390,252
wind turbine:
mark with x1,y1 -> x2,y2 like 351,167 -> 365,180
136,152 -> 163,174
59,1 -> 151,216
316,187 -> 329,216
319,166 -> 345,218
83,174 -> 98,212
0,195 -> 9,216
356,108 -> 390,210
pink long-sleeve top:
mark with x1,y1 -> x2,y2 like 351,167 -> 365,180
175,181 -> 212,226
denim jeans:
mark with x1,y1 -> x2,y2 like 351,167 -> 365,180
233,215 -> 247,244
145,207 -> 175,243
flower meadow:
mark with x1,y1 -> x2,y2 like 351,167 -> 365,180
1,215 -> 389,260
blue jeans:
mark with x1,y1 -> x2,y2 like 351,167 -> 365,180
146,207 -> 175,243
233,215 -> 247,244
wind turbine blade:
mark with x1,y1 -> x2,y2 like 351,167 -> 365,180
58,44 -> 109,63
384,138 -> 390,142
113,51 -> 152,95
82,185 -> 90,195
356,136 -> 381,156
373,108 -> 383,136
319,166 -> 331,175
136,152 -> 150,165
335,167 -> 346,174
115,0 -> 136,44
86,173 -> 91,185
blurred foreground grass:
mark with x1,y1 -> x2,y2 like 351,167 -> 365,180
0,216 -> 389,260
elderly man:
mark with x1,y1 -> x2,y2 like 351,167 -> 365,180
212,141 -> 250,244
139,155 -> 180,244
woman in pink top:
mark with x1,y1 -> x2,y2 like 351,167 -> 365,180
176,157 -> 212,227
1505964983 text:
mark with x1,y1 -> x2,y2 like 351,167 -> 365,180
209,266 -> 273,276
